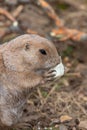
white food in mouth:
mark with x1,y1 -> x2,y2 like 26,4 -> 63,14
52,57 -> 65,78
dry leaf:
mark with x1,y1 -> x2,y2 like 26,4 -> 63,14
60,115 -> 72,123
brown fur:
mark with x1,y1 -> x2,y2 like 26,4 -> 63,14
0,34 -> 60,128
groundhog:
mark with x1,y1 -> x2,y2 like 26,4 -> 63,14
0,34 -> 60,128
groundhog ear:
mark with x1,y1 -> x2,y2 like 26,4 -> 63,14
2,50 -> 23,72
2,51 -> 17,71
25,43 -> 29,51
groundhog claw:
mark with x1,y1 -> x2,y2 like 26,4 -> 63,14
43,70 -> 56,82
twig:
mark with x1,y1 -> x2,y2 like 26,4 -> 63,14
0,7 -> 16,22
38,0 -> 87,42
73,98 -> 87,116
0,7 -> 23,38
65,72 -> 81,78
26,29 -> 38,34
38,0 -> 63,27
51,27 -> 87,41
12,5 -> 24,18
37,88 -> 44,105
40,84 -> 57,109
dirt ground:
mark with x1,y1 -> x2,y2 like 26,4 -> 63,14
0,0 -> 87,130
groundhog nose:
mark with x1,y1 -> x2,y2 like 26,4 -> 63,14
56,62 -> 59,66
54,56 -> 62,67
55,58 -> 61,65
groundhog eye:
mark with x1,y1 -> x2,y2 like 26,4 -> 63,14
25,43 -> 29,50
39,49 -> 47,55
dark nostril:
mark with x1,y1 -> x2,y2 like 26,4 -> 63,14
39,49 -> 47,55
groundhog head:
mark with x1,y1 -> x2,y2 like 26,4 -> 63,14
2,34 -> 60,72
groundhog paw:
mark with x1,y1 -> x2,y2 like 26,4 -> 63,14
43,69 -> 56,83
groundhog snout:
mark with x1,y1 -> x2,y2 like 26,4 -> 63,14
53,59 -> 60,67
52,59 -> 59,66
47,56 -> 60,69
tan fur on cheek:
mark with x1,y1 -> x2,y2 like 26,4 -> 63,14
2,50 -> 24,72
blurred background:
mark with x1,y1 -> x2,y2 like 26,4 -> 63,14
0,0 -> 87,130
